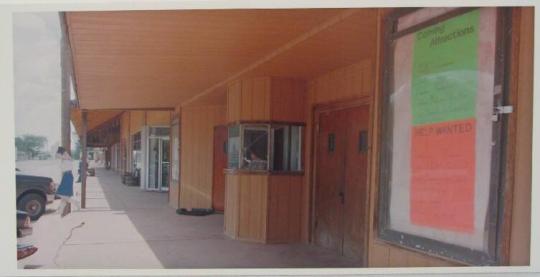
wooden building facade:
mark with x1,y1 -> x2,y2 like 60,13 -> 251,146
68,7 -> 533,267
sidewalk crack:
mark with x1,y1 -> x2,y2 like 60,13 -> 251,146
53,221 -> 86,268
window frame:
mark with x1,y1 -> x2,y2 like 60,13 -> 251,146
227,124 -> 242,169
377,7 -> 512,265
240,124 -> 271,171
270,124 -> 304,172
226,121 -> 305,174
171,119 -> 180,184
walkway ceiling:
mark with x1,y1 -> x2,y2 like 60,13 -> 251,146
71,108 -> 123,135
67,8 -> 378,110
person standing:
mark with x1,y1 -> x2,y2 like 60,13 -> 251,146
55,146 -> 80,217
76,159 -> 82,183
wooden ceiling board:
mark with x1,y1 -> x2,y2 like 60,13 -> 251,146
67,9 -> 345,109
71,109 -> 123,136
183,9 -> 379,105
71,108 -> 82,135
244,9 -> 378,80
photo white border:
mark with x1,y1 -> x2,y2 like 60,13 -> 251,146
0,0 -> 537,276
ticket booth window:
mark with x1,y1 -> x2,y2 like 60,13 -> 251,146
271,125 -> 302,171
242,125 -> 269,171
227,123 -> 303,173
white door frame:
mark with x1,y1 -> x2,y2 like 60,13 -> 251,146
142,125 -> 170,192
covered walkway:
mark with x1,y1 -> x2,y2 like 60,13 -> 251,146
21,167 -> 357,269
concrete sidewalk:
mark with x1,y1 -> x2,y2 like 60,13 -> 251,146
18,168 -> 357,269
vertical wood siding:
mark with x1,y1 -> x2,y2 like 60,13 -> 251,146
179,105 -> 226,210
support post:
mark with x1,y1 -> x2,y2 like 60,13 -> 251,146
81,110 -> 88,209
59,12 -> 71,154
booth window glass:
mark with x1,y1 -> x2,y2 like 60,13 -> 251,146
227,125 -> 241,169
271,125 -> 303,171
378,8 -> 508,265
228,123 -> 303,172
289,126 -> 302,171
242,125 -> 269,171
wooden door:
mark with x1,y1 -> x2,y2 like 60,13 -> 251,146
212,125 -> 228,212
314,105 -> 369,264
342,105 -> 369,262
314,109 -> 347,253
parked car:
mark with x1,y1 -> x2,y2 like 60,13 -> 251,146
17,243 -> 38,260
16,170 -> 56,220
16,210 -> 32,238
17,209 -> 38,260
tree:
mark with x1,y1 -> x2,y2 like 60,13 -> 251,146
15,135 -> 48,159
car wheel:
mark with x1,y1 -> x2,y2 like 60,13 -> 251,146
17,194 -> 45,221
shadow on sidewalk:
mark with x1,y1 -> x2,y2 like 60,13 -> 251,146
85,168 -> 359,269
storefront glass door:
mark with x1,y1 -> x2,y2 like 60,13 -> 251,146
146,127 -> 170,191
161,139 -> 170,190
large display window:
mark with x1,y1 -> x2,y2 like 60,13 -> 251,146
378,7 -> 510,265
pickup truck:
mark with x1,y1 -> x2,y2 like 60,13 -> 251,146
16,170 -> 56,220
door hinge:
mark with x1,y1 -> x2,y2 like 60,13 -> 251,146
492,105 -> 514,122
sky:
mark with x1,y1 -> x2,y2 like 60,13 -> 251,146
13,12 -> 78,153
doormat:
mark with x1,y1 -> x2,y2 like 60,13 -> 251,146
176,208 -> 214,216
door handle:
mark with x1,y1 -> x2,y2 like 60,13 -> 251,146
339,191 -> 344,204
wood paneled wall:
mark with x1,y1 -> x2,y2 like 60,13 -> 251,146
508,7 -> 533,265
224,174 -> 268,242
179,105 -> 226,210
309,59 -> 373,104
146,111 -> 172,126
224,174 -> 240,238
120,112 -> 130,141
120,112 -> 131,173
224,174 -> 303,243
270,78 -> 306,122
226,77 -> 306,123
267,175 -> 303,243
227,77 -> 271,122
225,174 -> 303,243
169,106 -> 182,209
129,111 -> 146,135
237,175 -> 268,242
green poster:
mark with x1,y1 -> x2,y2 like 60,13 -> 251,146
411,10 -> 480,126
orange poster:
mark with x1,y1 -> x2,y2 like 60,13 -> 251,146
410,118 -> 476,233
